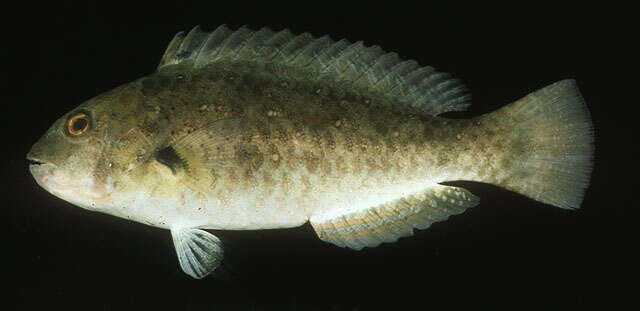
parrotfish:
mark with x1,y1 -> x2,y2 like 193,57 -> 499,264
27,25 -> 594,279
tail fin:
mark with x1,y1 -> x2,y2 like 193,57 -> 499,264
490,79 -> 594,209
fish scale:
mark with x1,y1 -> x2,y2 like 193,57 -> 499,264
27,25 -> 593,279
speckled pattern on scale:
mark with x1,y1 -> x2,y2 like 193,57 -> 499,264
27,25 -> 593,278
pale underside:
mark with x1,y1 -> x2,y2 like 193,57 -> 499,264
110,26 -> 487,279
108,24 -> 481,234
28,24 -> 592,279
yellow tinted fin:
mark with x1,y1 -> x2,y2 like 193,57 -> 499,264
310,185 -> 479,250
482,80 -> 593,209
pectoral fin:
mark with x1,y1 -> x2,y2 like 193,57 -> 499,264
310,184 -> 479,250
167,118 -> 251,192
171,227 -> 224,279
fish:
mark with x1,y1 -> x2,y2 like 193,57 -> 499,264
27,25 -> 594,279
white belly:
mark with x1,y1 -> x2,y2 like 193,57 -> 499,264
96,188 -> 311,230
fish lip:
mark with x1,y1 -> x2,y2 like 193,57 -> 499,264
26,153 -> 55,168
27,159 -> 46,165
28,157 -> 57,190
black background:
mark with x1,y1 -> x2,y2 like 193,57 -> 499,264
3,1 -> 626,310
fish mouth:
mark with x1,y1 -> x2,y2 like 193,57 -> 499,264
26,152 -> 57,187
27,158 -> 46,166
26,154 -> 50,167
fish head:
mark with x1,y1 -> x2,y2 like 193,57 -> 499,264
27,83 -> 148,211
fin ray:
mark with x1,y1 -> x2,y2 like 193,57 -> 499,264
482,79 -> 594,209
157,25 -> 471,116
167,118 -> 261,194
310,185 -> 479,250
171,228 -> 224,279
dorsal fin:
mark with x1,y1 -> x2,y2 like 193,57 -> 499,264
157,25 -> 471,116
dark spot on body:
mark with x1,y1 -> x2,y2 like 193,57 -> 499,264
325,133 -> 336,150
224,73 -> 235,83
153,145 -> 188,175
263,172 -> 273,194
223,168 -> 238,190
281,174 -> 290,195
141,78 -> 157,96
141,78 -> 155,89
304,151 -> 319,172
234,145 -> 264,173
142,121 -> 162,136
206,67 -> 223,81
157,75 -> 171,89
343,135 -> 354,152
374,120 -> 388,136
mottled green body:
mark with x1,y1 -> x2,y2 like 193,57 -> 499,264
89,60 -> 513,228
28,25 -> 593,278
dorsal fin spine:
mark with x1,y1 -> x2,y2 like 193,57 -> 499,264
263,29 -> 294,60
230,26 -> 257,60
368,52 -> 400,89
281,33 -> 314,63
191,28 -> 213,67
237,27 -> 274,59
356,46 -> 385,86
312,37 -> 341,71
385,60 -> 419,95
306,36 -> 335,67
335,41 -> 366,77
176,26 -> 207,61
158,31 -> 185,68
194,25 -> 232,67
218,26 -> 252,60
291,35 -> 331,67
320,39 -> 350,72
158,25 -> 472,116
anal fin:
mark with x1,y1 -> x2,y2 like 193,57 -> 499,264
171,228 -> 224,279
310,185 -> 479,250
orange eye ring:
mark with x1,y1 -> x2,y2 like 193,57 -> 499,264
67,113 -> 90,136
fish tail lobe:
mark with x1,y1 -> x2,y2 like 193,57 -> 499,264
483,79 -> 594,209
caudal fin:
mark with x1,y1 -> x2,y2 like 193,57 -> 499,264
492,79 -> 594,209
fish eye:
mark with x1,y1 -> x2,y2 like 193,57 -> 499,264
67,113 -> 90,136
